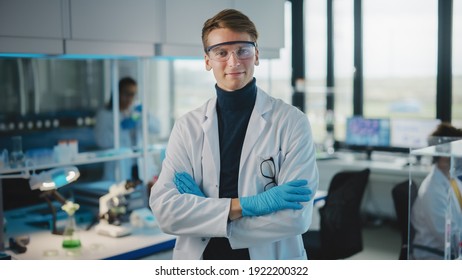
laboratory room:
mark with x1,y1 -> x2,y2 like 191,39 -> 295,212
0,0 -> 462,264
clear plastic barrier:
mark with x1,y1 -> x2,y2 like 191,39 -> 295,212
409,137 -> 462,260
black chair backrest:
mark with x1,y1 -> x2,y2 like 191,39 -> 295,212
392,180 -> 418,259
319,168 -> 370,259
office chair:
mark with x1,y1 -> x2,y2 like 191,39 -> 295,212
391,180 -> 417,260
303,168 -> 370,259
392,180 -> 446,259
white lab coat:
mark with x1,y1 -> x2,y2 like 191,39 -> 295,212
150,88 -> 319,260
411,165 -> 462,259
94,107 -> 160,182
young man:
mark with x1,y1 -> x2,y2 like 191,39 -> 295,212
150,9 -> 318,260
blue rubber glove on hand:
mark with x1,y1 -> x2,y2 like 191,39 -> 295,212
174,172 -> 206,197
134,104 -> 143,112
120,117 -> 138,130
240,179 -> 311,217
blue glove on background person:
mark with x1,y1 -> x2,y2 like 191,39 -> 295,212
174,172 -> 206,197
121,104 -> 142,130
134,104 -> 143,112
121,117 -> 138,130
240,180 -> 311,217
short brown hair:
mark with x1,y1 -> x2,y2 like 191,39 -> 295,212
430,122 -> 462,138
119,76 -> 137,91
427,123 -> 462,161
201,9 -> 259,52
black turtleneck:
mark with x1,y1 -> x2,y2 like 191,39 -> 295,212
216,78 -> 257,198
202,78 -> 257,260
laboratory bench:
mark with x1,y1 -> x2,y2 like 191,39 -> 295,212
0,149 -> 431,259
0,144 -> 168,257
2,203 -> 175,260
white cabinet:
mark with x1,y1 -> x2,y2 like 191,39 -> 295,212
159,0 -> 285,58
0,0 -> 63,38
66,0 -> 163,56
0,0 -> 163,56
0,0 -> 65,54
234,0 -> 285,58
234,0 -> 285,49
160,0 -> 232,57
0,0 -> 285,57
69,0 -> 163,43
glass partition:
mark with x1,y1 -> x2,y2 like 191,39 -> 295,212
0,57 -> 171,210
410,138 -> 462,260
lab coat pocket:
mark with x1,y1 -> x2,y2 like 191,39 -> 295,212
257,151 -> 281,190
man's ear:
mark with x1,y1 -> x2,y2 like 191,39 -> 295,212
254,48 -> 260,66
205,55 -> 212,71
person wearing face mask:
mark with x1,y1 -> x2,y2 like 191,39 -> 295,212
411,123 -> 462,259
149,9 -> 318,260
94,77 -> 160,183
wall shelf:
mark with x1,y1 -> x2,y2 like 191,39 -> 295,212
0,144 -> 166,179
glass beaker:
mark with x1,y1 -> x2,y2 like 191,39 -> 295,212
62,213 -> 81,249
10,136 -> 24,168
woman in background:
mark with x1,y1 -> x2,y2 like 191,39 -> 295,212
94,77 -> 160,183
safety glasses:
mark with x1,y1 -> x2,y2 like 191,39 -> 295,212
206,41 -> 257,62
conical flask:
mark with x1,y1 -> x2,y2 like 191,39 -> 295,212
61,201 -> 81,249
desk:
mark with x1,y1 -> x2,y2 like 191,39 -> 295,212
316,152 -> 430,219
3,204 -> 175,260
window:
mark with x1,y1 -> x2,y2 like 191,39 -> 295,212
333,0 -> 354,141
363,0 -> 437,121
305,0 -> 328,143
173,59 -> 215,120
453,0 -> 462,127
305,0 -> 355,144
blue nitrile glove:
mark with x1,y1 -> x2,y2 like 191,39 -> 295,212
134,104 -> 142,112
174,172 -> 206,197
240,179 -> 311,217
120,117 -> 138,130
130,105 -> 142,122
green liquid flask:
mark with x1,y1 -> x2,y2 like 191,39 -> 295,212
62,213 -> 81,249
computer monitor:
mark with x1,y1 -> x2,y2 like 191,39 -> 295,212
390,118 -> 441,149
345,117 -> 391,147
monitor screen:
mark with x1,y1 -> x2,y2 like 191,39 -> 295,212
345,117 -> 391,147
390,118 -> 441,149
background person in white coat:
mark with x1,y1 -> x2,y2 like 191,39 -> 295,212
150,9 -> 319,260
94,77 -> 160,183
411,123 -> 462,259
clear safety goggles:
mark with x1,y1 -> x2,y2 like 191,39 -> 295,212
205,41 -> 257,62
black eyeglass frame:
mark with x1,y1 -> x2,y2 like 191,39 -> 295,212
260,157 -> 277,191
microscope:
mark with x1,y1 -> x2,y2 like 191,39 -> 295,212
94,180 -> 138,237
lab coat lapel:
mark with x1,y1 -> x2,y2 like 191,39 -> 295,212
239,89 -> 271,175
201,98 -> 220,197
